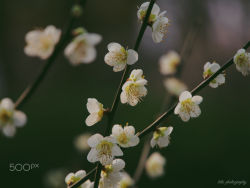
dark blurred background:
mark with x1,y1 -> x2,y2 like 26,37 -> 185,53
0,0 -> 250,187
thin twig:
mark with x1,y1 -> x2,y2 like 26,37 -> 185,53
137,41 -> 250,138
14,0 -> 87,109
92,1 -> 157,188
133,136 -> 151,183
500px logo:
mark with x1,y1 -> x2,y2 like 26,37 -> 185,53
9,163 -> 39,172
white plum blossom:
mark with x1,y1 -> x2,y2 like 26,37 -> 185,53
159,51 -> 181,75
233,49 -> 250,76
111,124 -> 139,148
203,62 -> 225,88
118,172 -> 134,188
85,98 -> 105,126
0,98 -> 27,137
87,134 -> 123,165
99,159 -> 125,188
174,91 -> 203,122
120,69 -> 147,106
65,170 -> 93,188
145,152 -> 166,178
164,78 -> 187,96
104,43 -> 138,72
64,32 -> 102,65
74,133 -> 91,152
152,12 -> 169,43
151,126 -> 173,148
137,2 -> 160,24
24,25 -> 61,59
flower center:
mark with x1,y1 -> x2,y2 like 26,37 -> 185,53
140,11 -> 157,24
0,109 -> 12,124
125,83 -> 141,102
159,22 -> 168,36
236,54 -> 248,66
98,104 -> 104,118
102,164 -> 113,177
180,98 -> 194,113
117,132 -> 129,144
203,68 -> 213,79
97,141 -> 113,158
67,176 -> 81,187
153,127 -> 167,140
40,36 -> 52,50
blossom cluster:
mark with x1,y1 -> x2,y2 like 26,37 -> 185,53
3,1 -> 249,188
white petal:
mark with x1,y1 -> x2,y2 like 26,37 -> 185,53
112,144 -> 123,156
216,74 -> 225,84
87,98 -> 100,113
127,49 -> 138,65
204,62 -> 211,70
87,148 -> 98,163
112,159 -> 125,172
65,173 -> 74,183
174,103 -> 181,114
0,98 -> 14,110
150,138 -> 156,148
113,63 -> 126,72
112,124 -> 123,137
88,133 -> 103,147
128,136 -> 140,147
13,111 -> 27,127
179,112 -> 190,122
190,105 -> 201,118
80,46 -> 97,64
179,91 -> 192,102
120,91 -> 128,104
85,113 -> 100,126
210,62 -> 220,72
152,30 -> 164,43
158,137 -> 169,148
130,69 -> 143,80
165,126 -> 173,136
2,125 -> 16,137
75,170 -> 86,179
85,33 -> 102,46
209,82 -> 218,88
124,126 -> 135,136
107,42 -> 122,52
192,96 -> 203,105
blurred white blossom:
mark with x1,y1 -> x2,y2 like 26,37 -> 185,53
0,98 -> 27,137
111,124 -> 139,148
74,133 -> 91,152
44,168 -> 67,188
159,51 -> 181,75
233,49 -> 250,76
118,172 -> 134,188
104,43 -> 138,72
120,69 -> 147,106
137,2 -> 160,24
24,25 -> 61,59
203,62 -> 225,88
145,152 -> 166,178
64,32 -> 102,65
85,98 -> 105,127
65,170 -> 93,188
174,91 -> 203,122
164,78 -> 187,96
99,159 -> 125,188
151,126 -> 173,148
87,134 -> 123,165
